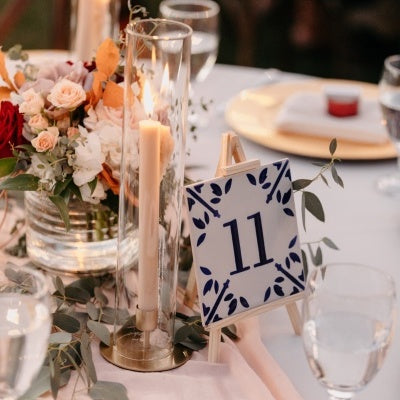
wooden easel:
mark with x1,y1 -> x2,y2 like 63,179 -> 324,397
184,132 -> 303,362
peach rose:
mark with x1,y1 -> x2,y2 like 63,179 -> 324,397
19,88 -> 44,116
28,114 -> 49,131
47,78 -> 86,109
31,126 -> 59,152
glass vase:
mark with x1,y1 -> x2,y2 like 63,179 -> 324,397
25,191 -> 122,275
100,19 -> 192,371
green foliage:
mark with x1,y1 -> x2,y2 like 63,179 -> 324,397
293,139 -> 343,274
0,157 -> 17,178
0,174 -> 39,191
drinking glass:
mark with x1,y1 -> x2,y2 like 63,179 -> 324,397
302,263 -> 396,400
377,54 -> 400,195
159,0 -> 220,127
0,265 -> 51,399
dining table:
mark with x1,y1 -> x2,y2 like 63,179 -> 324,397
3,56 -> 400,399
185,63 -> 400,400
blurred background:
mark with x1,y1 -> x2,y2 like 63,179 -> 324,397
1,0 -> 399,83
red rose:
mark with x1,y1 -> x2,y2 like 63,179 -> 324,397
0,101 -> 24,158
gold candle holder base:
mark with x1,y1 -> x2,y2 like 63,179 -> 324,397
100,333 -> 192,372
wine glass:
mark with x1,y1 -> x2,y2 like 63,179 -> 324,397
0,265 -> 51,399
302,263 -> 396,400
159,0 -> 220,127
377,54 -> 400,195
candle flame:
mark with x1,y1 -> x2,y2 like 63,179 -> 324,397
143,80 -> 154,117
160,64 -> 170,96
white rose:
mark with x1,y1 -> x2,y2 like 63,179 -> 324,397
71,126 -> 105,186
97,123 -> 122,178
19,88 -> 44,116
83,100 -> 123,130
31,126 -> 59,152
28,114 -> 49,132
47,78 -> 86,109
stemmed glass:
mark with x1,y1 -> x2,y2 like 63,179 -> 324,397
302,263 -> 396,400
159,0 -> 220,127
377,54 -> 400,195
0,265 -> 51,399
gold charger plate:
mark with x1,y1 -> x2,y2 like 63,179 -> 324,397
225,78 -> 396,160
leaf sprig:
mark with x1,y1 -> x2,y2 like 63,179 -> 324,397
292,139 -> 343,277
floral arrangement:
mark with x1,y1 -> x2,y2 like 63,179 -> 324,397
0,39 -> 128,227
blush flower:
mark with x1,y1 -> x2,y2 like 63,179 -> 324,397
28,114 -> 49,132
19,88 -> 44,116
31,126 -> 59,152
47,78 -> 86,109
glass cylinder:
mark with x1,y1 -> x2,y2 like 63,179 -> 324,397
25,191 -> 119,275
100,19 -> 192,371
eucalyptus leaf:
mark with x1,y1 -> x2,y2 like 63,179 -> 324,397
303,191 -> 325,222
174,325 -> 192,344
292,179 -> 312,191
86,302 -> 100,320
53,276 -> 65,296
94,287 -> 108,306
320,174 -> 329,187
301,191 -> 306,231
50,356 -> 61,399
0,174 -> 39,191
53,312 -> 81,333
0,157 -> 17,178
178,338 -> 206,351
64,286 -> 91,304
331,164 -> 344,188
68,276 -> 99,297
322,236 -> 339,250
49,195 -> 71,231
315,246 -> 323,266
301,249 -> 308,280
81,330 -> 97,383
329,138 -> 337,155
49,331 -> 72,344
88,381 -> 129,400
87,320 -> 110,346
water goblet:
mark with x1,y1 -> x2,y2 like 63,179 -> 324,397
159,0 -> 220,127
377,54 -> 400,195
0,265 -> 51,399
302,263 -> 396,400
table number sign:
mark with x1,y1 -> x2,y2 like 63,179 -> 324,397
184,132 -> 305,361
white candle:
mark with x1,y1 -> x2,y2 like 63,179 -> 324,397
75,0 -> 110,61
138,82 -> 161,312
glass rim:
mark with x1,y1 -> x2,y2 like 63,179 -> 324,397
384,54 -> 400,73
126,18 -> 193,41
1,264 -> 49,300
307,262 -> 396,298
159,0 -> 220,19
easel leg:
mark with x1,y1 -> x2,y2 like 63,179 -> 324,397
208,327 -> 221,363
285,302 -> 302,335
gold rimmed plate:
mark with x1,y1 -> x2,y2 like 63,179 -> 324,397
225,78 -> 396,160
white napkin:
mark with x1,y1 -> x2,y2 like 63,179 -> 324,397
275,92 -> 388,144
